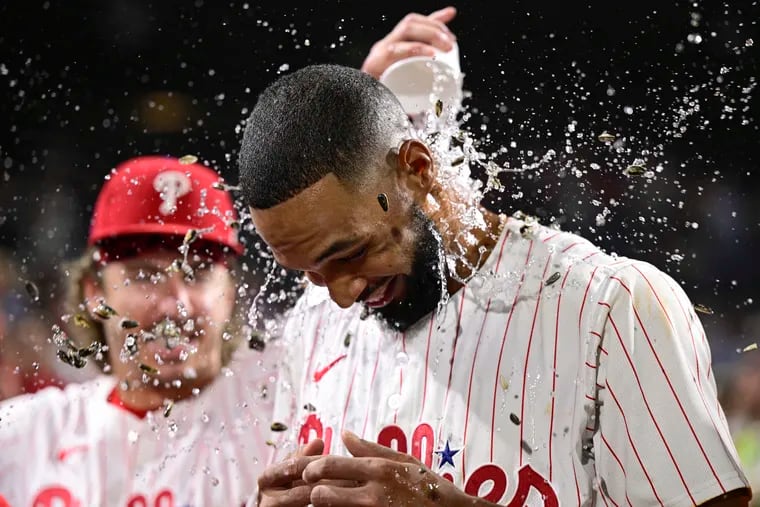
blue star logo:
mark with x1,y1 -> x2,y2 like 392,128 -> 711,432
434,440 -> 460,469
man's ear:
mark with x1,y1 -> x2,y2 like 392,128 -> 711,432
395,139 -> 436,203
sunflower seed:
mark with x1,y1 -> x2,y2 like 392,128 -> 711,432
77,342 -> 100,358
139,363 -> 158,375
694,303 -> 714,315
248,332 -> 266,351
120,318 -> 139,329
57,349 -> 87,368
178,154 -> 198,165
499,374 -> 509,391
163,400 -> 174,418
270,422 -> 288,432
73,314 -> 91,328
183,229 -> 198,246
93,301 -> 118,319
520,440 -> 533,454
435,99 -> 443,117
24,280 -> 39,302
510,413 -> 521,425
377,193 -> 389,212
344,332 -> 352,348
545,272 -> 561,286
624,164 -> 646,176
598,131 -> 615,143
303,403 -> 317,412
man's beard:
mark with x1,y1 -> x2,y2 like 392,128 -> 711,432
367,205 -> 448,332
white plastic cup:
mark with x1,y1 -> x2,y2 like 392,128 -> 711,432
379,42 -> 463,119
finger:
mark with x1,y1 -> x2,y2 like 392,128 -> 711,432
310,483 -> 371,507
390,16 -> 454,51
386,41 -> 437,61
302,455 -> 385,484
428,6 -> 457,25
297,438 -> 324,457
258,455 -> 324,489
342,430 -> 419,464
261,484 -> 313,507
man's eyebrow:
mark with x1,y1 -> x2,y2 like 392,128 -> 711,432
314,238 -> 360,265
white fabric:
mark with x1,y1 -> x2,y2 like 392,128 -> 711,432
268,217 -> 749,506
0,348 -> 275,506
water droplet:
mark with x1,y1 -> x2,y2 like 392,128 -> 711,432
387,393 -> 402,410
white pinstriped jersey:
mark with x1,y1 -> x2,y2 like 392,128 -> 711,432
0,348 -> 274,507
269,216 -> 749,506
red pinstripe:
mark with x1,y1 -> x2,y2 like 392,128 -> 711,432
606,312 -> 696,503
578,266 -> 600,333
631,265 -> 701,386
562,241 -> 583,253
440,288 -> 467,425
361,345 -> 382,438
542,231 -> 561,243
601,432 -> 634,507
610,275 -> 725,491
490,240 -> 534,462
571,456 -> 582,505
606,381 -> 663,504
549,266 -> 573,482
461,231 -> 509,478
519,255 -> 552,465
598,479 -> 615,507
395,332 -> 406,425
585,361 -> 597,369
662,276 -> 732,439
305,306 -> 327,386
418,316 -> 435,421
340,365 -> 359,433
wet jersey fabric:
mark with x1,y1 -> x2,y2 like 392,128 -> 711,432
268,216 -> 749,506
0,348 -> 274,507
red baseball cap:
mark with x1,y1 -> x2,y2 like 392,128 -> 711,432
88,155 -> 244,257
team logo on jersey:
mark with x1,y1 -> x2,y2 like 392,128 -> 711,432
298,415 -> 559,506
153,171 -> 192,215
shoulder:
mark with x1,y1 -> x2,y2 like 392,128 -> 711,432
0,376 -> 113,441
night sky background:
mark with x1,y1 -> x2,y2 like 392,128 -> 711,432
0,0 -> 758,370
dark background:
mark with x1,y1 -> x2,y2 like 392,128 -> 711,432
0,0 -> 758,370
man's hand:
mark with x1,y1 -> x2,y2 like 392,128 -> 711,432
257,439 -> 325,507
302,430 -> 473,507
361,6 -> 458,79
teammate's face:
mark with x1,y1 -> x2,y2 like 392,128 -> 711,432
250,142 -> 447,331
87,249 -> 235,392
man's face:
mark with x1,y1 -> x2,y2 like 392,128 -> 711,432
250,172 -> 446,331
90,249 -> 235,392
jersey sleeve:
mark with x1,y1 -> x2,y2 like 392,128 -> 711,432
590,261 -> 750,506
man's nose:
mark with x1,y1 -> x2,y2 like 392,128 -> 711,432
156,275 -> 196,318
326,275 -> 367,309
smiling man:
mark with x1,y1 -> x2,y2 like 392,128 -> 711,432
238,63 -> 751,506
0,155 -> 274,506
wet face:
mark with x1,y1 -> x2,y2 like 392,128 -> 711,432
250,141 -> 447,331
86,250 -> 235,393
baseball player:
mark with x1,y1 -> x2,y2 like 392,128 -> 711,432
0,9 -> 462,506
237,54 -> 752,507
0,155 -> 276,506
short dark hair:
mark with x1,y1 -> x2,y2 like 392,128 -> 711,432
238,64 -> 410,210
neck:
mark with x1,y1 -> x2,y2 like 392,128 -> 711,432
426,189 -> 505,294
114,378 -> 201,413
